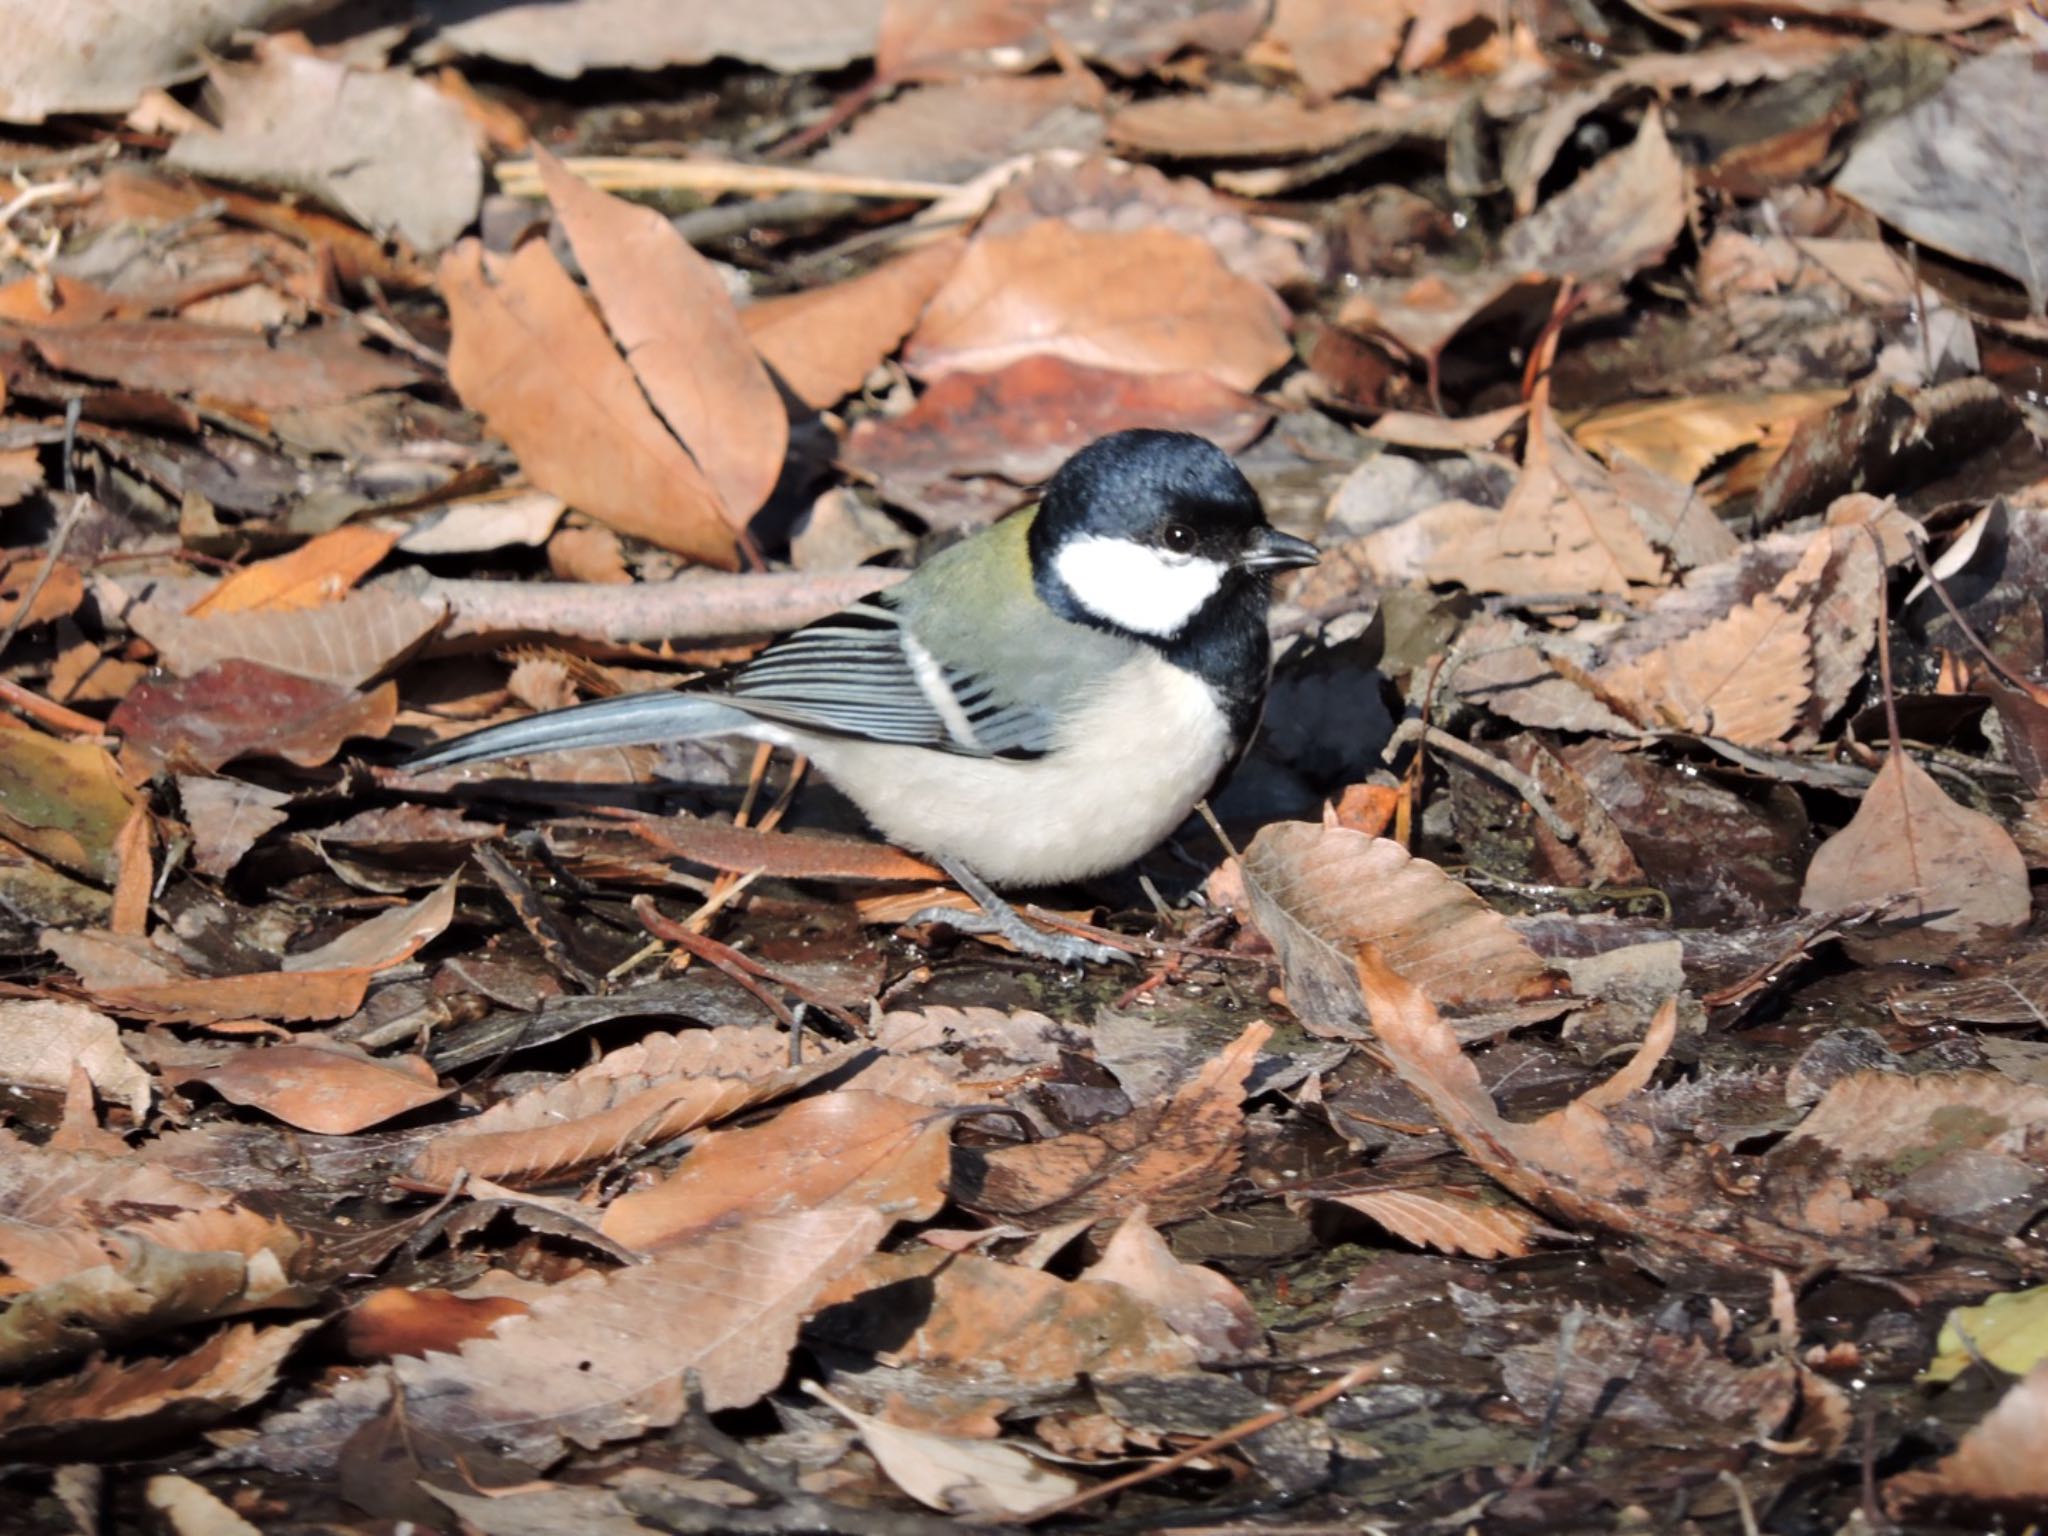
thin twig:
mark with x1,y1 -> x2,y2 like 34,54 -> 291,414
495,155 -> 951,204
1386,719 -> 1579,844
633,895 -> 864,1035
0,488 -> 89,663
991,1359 -> 1388,1525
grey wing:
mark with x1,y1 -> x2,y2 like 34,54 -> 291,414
729,595 -> 1056,760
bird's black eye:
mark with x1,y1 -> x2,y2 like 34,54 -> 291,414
1161,522 -> 1197,554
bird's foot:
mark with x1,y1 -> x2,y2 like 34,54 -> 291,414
907,902 -> 1134,967
916,856 -> 1136,968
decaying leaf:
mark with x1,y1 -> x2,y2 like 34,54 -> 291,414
0,1000 -> 150,1118
407,1027 -> 848,1189
240,1208 -> 888,1475
166,47 -> 483,252
743,236 -> 964,408
1885,1360 -> 2048,1521
968,1020 -> 1267,1227
124,585 -> 447,689
1237,822 -> 1570,1038
1800,748 -> 2031,960
600,1091 -> 952,1250
1834,47 -> 2048,314
112,662 -> 398,777
813,1381 -> 1081,1517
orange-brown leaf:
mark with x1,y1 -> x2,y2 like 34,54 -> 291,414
903,221 -> 1291,392
439,238 -> 739,567
743,235 -> 964,408
537,148 -> 784,523
187,525 -> 399,617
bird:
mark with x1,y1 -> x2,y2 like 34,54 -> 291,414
406,429 -> 1318,964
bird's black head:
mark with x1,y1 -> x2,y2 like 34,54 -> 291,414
1027,429 -> 1318,644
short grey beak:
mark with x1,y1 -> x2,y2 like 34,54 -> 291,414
1239,526 -> 1320,572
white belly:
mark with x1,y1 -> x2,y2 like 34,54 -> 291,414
795,652 -> 1234,887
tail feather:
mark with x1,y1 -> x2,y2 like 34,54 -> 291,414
406,691 -> 758,771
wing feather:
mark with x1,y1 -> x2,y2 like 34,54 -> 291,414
730,594 -> 1054,759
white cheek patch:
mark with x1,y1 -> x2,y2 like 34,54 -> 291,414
1052,536 -> 1228,638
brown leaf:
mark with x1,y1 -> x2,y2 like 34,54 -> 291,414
112,662 -> 398,777
0,730 -> 140,883
177,777 -> 291,879
163,1043 -> 446,1134
125,584 -> 447,688
1835,49 -> 2047,314
1325,1187 -> 1536,1261
602,1091 -> 951,1250
1354,954 -> 1913,1272
970,1020 -> 1268,1227
0,0 -> 309,121
407,1027 -> 846,1190
1260,0 -> 1411,97
1498,1309 -> 1798,1449
0,1321 -> 317,1461
812,76 -> 1104,183
844,354 -> 1273,526
1392,397 -> 1671,596
20,320 -> 421,410
439,239 -> 739,567
0,550 -> 79,627
165,48 -> 483,253
815,1251 -> 1195,1412
1800,748 -> 2031,960
438,0 -> 886,77
1080,1211 -> 1265,1363
903,220 -> 1292,392
1236,822 -> 1570,1039
627,813 -> 944,882
44,877 -> 455,1025
186,526 -> 400,617
537,149 -> 784,523
1885,1359 -> 2048,1520
344,1287 -> 533,1363
1107,87 -> 1391,158
245,1208 -> 888,1475
743,236 -> 963,409
1596,577 -> 1814,743
0,1000 -> 150,1119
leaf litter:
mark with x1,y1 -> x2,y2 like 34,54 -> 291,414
0,3 -> 2046,1531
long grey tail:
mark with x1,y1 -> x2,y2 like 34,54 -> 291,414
405,691 -> 760,771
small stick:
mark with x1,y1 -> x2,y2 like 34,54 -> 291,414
1387,720 -> 1578,844
992,1358 -> 1387,1525
0,483 -> 88,663
0,676 -> 106,737
633,895 -> 864,1035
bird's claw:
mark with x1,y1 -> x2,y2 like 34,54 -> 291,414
906,905 -> 1137,968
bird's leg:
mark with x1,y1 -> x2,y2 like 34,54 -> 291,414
911,857 -> 1135,968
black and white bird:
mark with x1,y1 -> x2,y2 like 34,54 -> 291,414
407,429 -> 1318,963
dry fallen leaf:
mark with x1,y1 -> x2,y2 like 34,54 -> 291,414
22,320 -> 421,410
407,1027 -> 847,1190
970,1020 -> 1268,1227
241,1208 -> 888,1475
0,1320 -> 317,1461
1237,822 -> 1570,1038
165,47 -> 483,252
162,1044 -> 446,1135
538,149 -> 785,524
1885,1359 -> 2048,1520
0,1000 -> 151,1119
807,1381 -> 1082,1517
1324,1186 -> 1537,1261
439,239 -> 739,568
743,236 -> 964,408
1800,748 -> 2031,960
903,220 -> 1292,391
124,584 -> 448,689
112,663 -> 398,777
1080,1211 -> 1265,1363
186,526 -> 399,617
0,0 -> 311,122
600,1090 -> 952,1250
